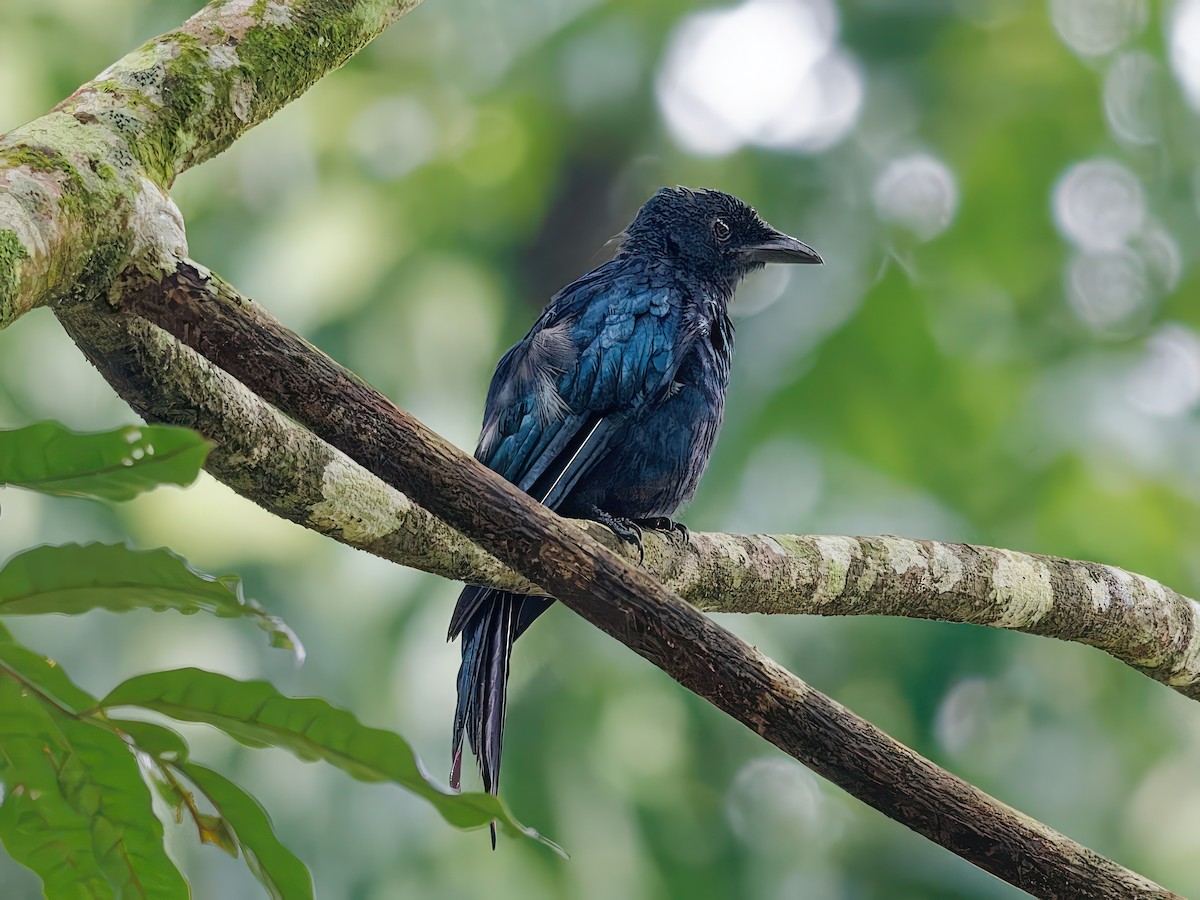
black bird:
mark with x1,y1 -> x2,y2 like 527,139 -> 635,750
448,187 -> 821,838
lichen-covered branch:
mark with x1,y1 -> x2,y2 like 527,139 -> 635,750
59,274 -> 1200,705
57,300 -> 525,592
647,531 -> 1200,700
0,0 -> 422,329
57,0 -> 424,186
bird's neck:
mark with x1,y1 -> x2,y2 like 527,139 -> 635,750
620,251 -> 738,305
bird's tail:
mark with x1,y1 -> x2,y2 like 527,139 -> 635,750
449,586 -> 551,847
450,588 -> 516,800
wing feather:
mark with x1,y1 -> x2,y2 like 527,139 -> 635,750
458,266 -> 695,608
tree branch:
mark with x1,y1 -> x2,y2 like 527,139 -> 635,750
58,298 -> 1200,704
100,256 -> 1175,898
58,0 -> 424,186
0,0 -> 423,328
57,300 -> 525,593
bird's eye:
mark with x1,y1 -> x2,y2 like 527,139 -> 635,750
713,218 -> 732,242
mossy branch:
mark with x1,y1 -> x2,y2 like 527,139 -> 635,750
0,0 -> 423,329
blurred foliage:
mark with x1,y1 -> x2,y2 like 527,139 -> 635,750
2,0 -> 1200,896
0,425 -> 543,896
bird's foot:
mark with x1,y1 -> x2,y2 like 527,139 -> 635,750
584,510 -> 692,563
586,508 -> 646,562
633,516 -> 691,544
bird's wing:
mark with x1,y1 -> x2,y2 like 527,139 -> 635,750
447,267 -> 688,640
478,267 -> 684,497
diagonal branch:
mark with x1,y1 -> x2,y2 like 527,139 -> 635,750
56,0 -> 424,187
57,299 -> 1200,703
57,300 -> 521,591
96,256 -> 1175,899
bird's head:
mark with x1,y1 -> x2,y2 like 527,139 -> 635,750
620,186 -> 822,290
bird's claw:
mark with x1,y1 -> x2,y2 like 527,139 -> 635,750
587,509 -> 646,562
634,516 -> 691,544
587,511 -> 691,564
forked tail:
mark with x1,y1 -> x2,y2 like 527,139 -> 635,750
450,587 -> 553,846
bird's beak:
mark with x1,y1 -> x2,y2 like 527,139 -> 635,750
742,231 -> 823,265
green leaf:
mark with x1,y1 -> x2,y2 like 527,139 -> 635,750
0,627 -> 99,713
0,674 -> 189,898
110,720 -> 190,762
0,791 -> 114,899
101,668 -> 560,851
0,680 -> 113,899
0,543 -> 304,661
0,421 -> 210,501
178,762 -> 313,900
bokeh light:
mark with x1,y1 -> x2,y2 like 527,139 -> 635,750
1050,0 -> 1147,57
1125,324 -> 1200,418
655,0 -> 863,156
1103,51 -> 1163,145
872,152 -> 959,241
1066,248 -> 1150,334
725,758 -> 844,861
1053,158 -> 1145,252
1170,0 -> 1200,109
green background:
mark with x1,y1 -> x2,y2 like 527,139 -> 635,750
1,0 -> 1198,896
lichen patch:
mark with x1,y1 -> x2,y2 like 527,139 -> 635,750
99,41 -> 176,107
930,541 -> 964,593
262,2 -> 294,27
991,551 -> 1055,628
129,175 -> 188,264
0,185 -> 50,259
885,538 -> 928,578
1166,600 -> 1200,686
310,453 -> 409,543
1076,564 -> 1111,612
812,535 -> 857,604
188,0 -> 259,41
229,75 -> 255,123
208,44 -> 241,70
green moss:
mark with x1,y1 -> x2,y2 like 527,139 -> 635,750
89,80 -> 153,112
1,144 -> 67,172
237,19 -> 312,99
0,0 -> 417,325
237,0 -> 384,110
0,230 -> 30,328
69,233 -> 135,306
162,30 -> 205,57
1,143 -> 90,219
51,0 -> 412,184
129,32 -> 206,184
